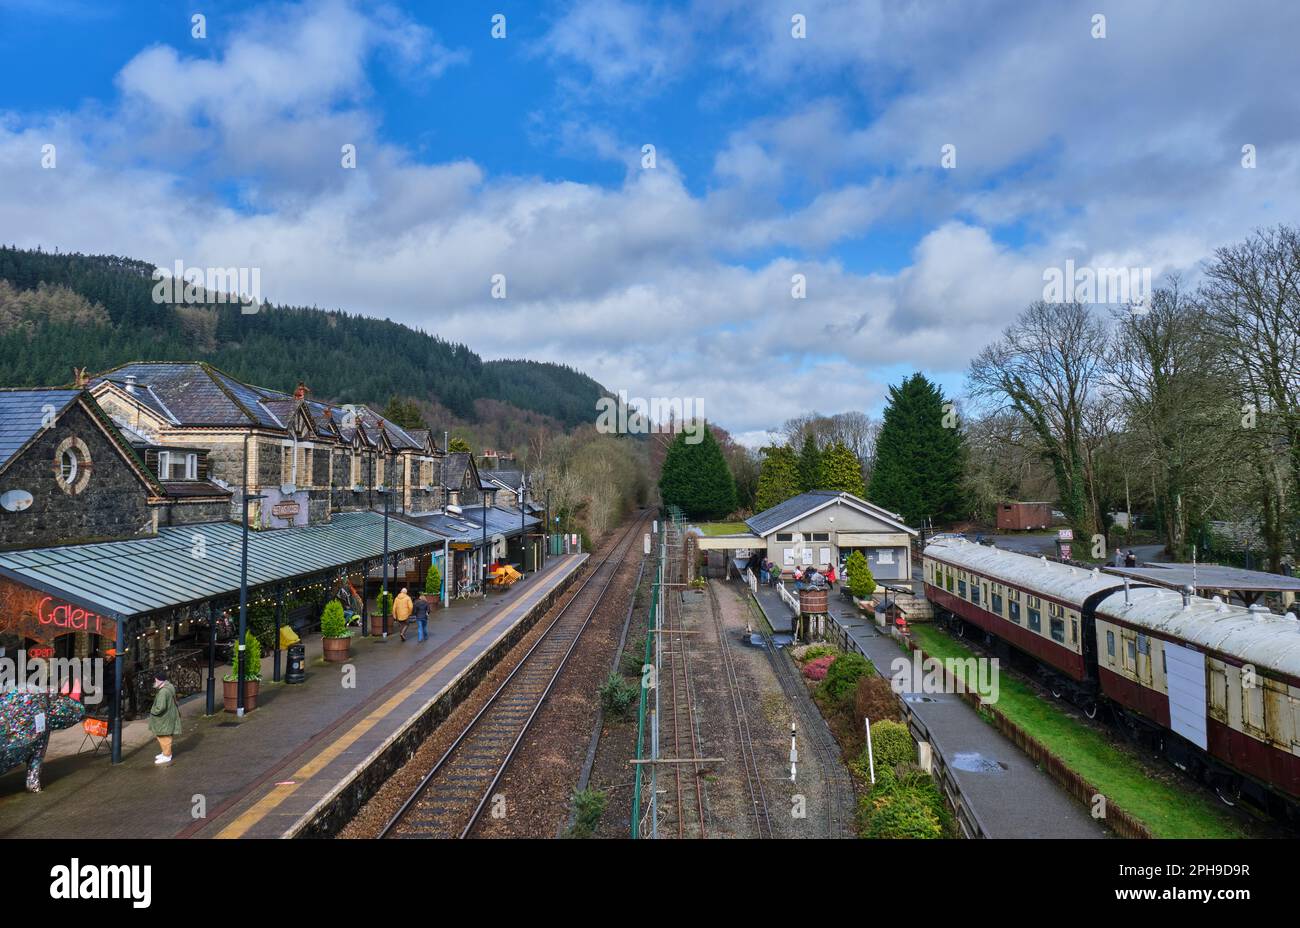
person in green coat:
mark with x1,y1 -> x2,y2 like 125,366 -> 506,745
148,671 -> 181,765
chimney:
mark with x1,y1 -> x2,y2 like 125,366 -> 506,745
124,374 -> 137,395
294,381 -> 309,401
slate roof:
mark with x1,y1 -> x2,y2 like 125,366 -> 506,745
0,389 -> 82,472
461,504 -> 541,538
94,362 -> 284,429
745,490 -> 915,536
160,480 -> 233,499
484,469 -> 525,491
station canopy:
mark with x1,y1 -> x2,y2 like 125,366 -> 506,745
1103,562 -> 1300,606
0,511 -> 448,620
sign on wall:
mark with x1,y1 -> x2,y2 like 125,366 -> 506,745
0,576 -> 117,645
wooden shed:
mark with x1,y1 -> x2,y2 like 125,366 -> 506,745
995,501 -> 1052,531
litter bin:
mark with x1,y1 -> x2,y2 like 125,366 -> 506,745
286,643 -> 306,684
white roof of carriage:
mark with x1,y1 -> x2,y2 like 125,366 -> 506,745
926,539 -> 1300,680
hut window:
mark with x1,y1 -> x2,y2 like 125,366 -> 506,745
776,533 -> 793,542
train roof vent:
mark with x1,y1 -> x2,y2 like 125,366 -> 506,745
1285,611 -> 1298,625
1212,596 -> 1229,613
1248,603 -> 1271,621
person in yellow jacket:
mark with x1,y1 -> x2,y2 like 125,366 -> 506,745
393,588 -> 414,641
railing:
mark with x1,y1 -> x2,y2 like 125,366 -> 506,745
775,581 -> 799,615
743,568 -> 758,595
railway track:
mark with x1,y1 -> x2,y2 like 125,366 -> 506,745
658,518 -> 708,838
744,588 -> 855,838
380,510 -> 650,839
706,582 -> 773,838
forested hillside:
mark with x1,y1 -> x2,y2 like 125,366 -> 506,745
0,246 -> 608,429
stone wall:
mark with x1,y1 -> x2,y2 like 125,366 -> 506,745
0,402 -> 153,550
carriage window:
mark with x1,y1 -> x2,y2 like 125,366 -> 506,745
1028,607 -> 1041,633
946,571 -> 953,592
971,583 -> 981,605
1008,601 -> 1021,623
957,578 -> 967,598
1137,634 -> 1150,655
1050,616 -> 1065,643
991,592 -> 1003,615
1106,630 -> 1115,658
1071,619 -> 1078,645
1125,640 -> 1136,670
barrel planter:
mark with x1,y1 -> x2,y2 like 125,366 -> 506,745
799,588 -> 828,615
321,636 -> 351,663
370,613 -> 388,636
222,679 -> 260,712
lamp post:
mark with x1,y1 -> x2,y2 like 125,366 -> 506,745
381,483 -> 391,638
237,489 -> 266,717
544,488 -> 551,566
481,489 -> 489,598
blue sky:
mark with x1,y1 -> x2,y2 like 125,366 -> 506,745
2,0 -> 1298,443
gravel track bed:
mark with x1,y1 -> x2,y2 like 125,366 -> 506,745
339,519 -> 640,839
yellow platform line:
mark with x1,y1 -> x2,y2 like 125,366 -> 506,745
214,564 -> 574,839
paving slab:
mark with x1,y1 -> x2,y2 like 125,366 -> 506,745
0,555 -> 586,839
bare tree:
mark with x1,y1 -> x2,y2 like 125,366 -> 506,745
1202,225 -> 1300,568
968,301 -> 1108,536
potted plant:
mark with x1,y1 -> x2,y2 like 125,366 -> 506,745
371,590 -> 394,635
320,600 -> 351,662
424,563 -> 442,608
223,630 -> 262,712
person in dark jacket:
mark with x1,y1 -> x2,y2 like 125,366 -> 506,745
148,670 -> 181,765
1124,550 -> 1137,568
412,594 -> 431,643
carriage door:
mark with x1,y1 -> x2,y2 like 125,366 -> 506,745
1164,642 -> 1208,750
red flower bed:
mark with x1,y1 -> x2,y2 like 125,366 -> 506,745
803,655 -> 834,681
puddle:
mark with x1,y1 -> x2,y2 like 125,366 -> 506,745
950,752 -> 1009,773
903,694 -> 938,703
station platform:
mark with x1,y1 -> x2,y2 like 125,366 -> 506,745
0,554 -> 587,839
752,582 -> 1105,839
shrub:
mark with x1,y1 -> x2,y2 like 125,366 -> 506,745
599,673 -> 638,719
424,563 -> 441,598
320,600 -> 348,639
859,787 -> 943,839
864,719 -> 914,771
619,651 -> 645,678
224,630 -> 262,683
375,590 -> 394,616
845,550 -> 876,598
818,652 -> 873,704
802,655 -> 834,681
568,788 -> 608,838
799,644 -> 837,663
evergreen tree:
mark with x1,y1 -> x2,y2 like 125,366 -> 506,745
797,434 -> 823,492
448,437 -> 472,453
754,445 -> 801,512
383,396 -> 427,431
868,373 -> 966,526
845,550 -> 876,598
658,428 -> 737,520
818,440 -> 866,496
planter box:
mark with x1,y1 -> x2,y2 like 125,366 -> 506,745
223,678 -> 260,712
322,636 -> 351,662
